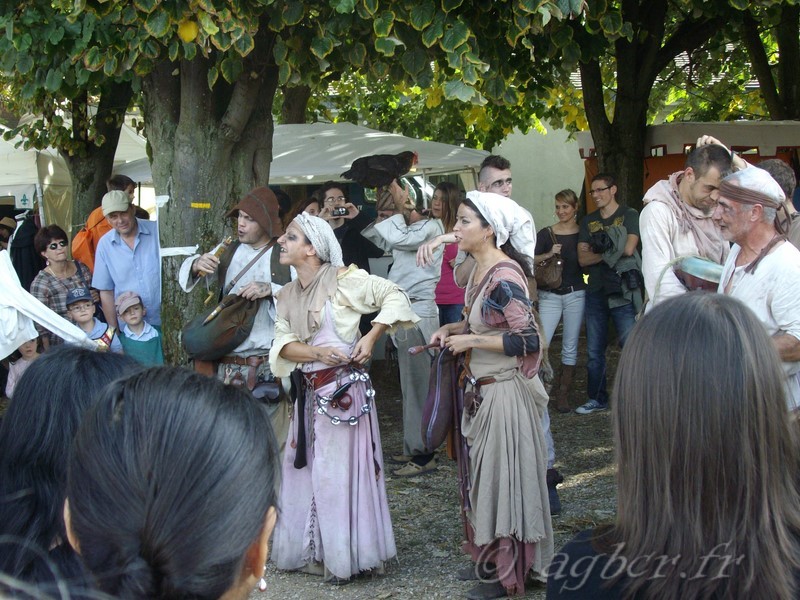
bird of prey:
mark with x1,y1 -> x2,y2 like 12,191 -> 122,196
341,151 -> 419,188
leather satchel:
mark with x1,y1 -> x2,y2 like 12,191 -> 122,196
181,294 -> 258,361
182,242 -> 272,361
534,227 -> 563,290
421,347 -> 463,452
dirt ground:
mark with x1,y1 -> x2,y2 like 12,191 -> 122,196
256,332 -> 621,599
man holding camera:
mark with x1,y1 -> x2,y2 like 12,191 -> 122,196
576,174 -> 641,415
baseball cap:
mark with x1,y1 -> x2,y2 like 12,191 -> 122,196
102,190 -> 131,217
66,287 -> 93,307
116,291 -> 142,315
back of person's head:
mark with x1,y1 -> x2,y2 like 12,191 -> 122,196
757,158 -> 796,201
66,367 -> 280,600
106,175 -> 135,193
0,346 -> 140,588
686,143 -> 733,179
611,292 -> 800,598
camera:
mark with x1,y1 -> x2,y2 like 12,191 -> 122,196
331,207 -> 349,217
622,269 -> 642,290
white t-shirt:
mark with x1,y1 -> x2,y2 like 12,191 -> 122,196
719,241 -> 800,409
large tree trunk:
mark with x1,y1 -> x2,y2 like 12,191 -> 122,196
141,32 -> 279,363
61,82 -> 134,230
577,0 -> 721,214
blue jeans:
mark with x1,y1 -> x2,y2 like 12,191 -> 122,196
585,290 -> 636,405
538,290 -> 586,366
438,303 -> 465,327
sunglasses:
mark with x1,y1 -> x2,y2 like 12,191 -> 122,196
48,240 -> 68,250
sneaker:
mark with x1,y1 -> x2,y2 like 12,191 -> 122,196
390,453 -> 413,464
575,399 -> 608,415
393,457 -> 437,477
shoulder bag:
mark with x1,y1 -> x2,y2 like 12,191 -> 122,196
534,227 -> 563,290
181,242 -> 272,361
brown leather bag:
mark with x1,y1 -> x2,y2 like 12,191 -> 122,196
534,227 -> 563,290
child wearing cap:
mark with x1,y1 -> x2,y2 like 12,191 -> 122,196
116,290 -> 164,366
66,287 -> 123,354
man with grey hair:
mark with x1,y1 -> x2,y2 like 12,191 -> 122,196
714,167 -> 800,410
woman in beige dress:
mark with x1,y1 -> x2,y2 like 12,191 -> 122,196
431,191 -> 553,599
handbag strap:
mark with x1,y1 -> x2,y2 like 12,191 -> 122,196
548,227 -> 559,250
223,240 -> 273,295
74,260 -> 91,290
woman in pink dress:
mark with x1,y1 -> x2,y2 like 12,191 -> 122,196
269,213 -> 418,583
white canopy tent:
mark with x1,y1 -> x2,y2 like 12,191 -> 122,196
115,122 -> 489,186
269,122 -> 488,184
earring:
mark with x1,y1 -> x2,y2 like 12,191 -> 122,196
258,577 -> 267,592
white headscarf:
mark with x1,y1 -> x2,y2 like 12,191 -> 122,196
293,213 -> 344,267
466,191 -> 536,264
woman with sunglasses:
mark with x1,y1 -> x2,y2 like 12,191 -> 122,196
30,225 -> 100,349
270,213 -> 418,584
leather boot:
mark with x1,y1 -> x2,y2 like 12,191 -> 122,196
547,468 -> 564,516
555,364 -> 576,413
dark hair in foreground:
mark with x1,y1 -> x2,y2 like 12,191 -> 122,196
462,198 -> 533,278
67,367 -> 280,599
0,346 -> 140,593
608,293 -> 800,599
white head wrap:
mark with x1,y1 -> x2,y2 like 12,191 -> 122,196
293,213 -> 344,267
466,191 -> 536,266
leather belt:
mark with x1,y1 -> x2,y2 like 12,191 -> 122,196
220,354 -> 267,367
549,285 -> 580,295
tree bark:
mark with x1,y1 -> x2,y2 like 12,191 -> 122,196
741,10 -> 786,120
578,0 -> 722,213
281,85 -> 311,124
141,35 -> 279,363
61,81 -> 134,231
776,3 -> 800,120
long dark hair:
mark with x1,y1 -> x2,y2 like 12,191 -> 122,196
462,199 -> 533,277
0,346 -> 140,591
435,181 -> 461,232
67,367 -> 280,599
609,293 -> 800,599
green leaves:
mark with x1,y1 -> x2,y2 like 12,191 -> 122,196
311,35 -> 334,59
220,55 -> 242,82
373,10 -> 395,36
144,10 -> 169,38
444,79 -> 475,102
401,47 -> 428,75
440,20 -> 468,52
410,1 -> 436,30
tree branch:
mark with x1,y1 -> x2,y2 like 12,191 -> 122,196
220,25 -> 277,143
740,9 -> 785,120
579,58 -> 611,147
655,16 -> 726,84
776,3 -> 800,119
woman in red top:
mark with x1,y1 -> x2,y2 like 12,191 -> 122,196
431,182 -> 465,325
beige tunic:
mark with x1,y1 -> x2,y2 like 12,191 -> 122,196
461,268 -> 554,579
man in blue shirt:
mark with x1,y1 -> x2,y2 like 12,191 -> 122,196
92,190 -> 162,331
